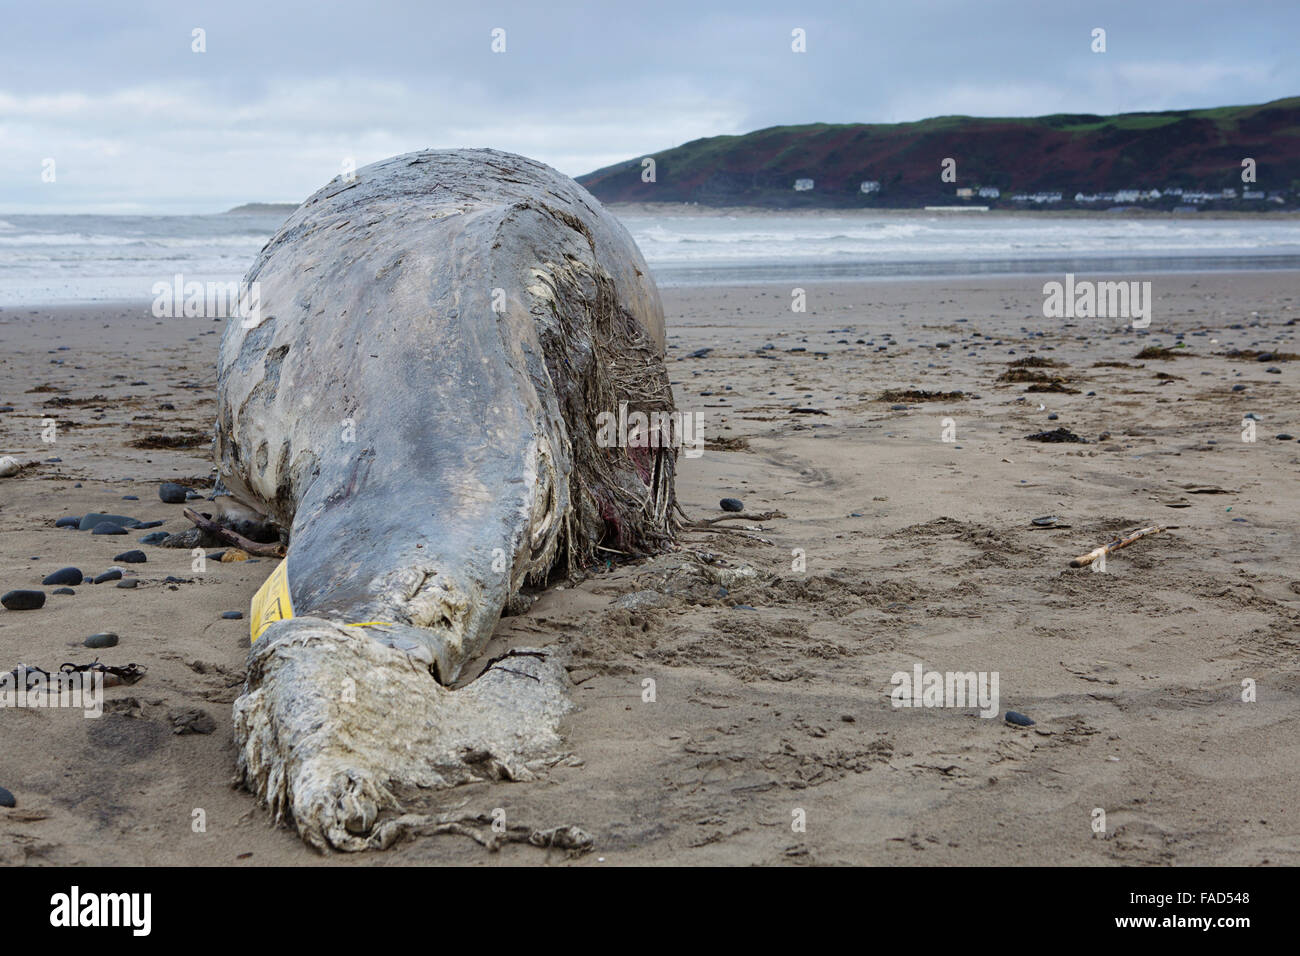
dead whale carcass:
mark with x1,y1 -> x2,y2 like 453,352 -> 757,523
217,149 -> 679,850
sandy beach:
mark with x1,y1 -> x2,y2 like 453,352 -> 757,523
1,271 -> 1298,866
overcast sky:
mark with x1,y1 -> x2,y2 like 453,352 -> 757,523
2,0 -> 1296,213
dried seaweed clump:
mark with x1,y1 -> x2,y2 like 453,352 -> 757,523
534,246 -> 678,575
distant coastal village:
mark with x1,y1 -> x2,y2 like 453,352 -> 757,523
790,177 -> 1292,212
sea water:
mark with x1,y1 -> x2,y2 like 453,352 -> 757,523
2,210 -> 1298,305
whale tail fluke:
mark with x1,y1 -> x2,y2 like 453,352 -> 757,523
234,617 -> 575,852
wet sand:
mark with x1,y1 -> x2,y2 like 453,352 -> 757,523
1,272 -> 1298,865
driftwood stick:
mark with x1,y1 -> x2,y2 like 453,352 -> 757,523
1069,525 -> 1166,568
685,526 -> 774,545
182,507 -> 286,558
692,509 -> 787,527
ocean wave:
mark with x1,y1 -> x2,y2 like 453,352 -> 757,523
632,222 -> 928,245
625,213 -> 1300,264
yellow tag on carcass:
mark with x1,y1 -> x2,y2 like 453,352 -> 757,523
250,558 -> 293,643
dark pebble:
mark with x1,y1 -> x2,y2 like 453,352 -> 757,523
1277,434 -> 1295,441
158,482 -> 189,504
1005,711 -> 1035,727
222,611 -> 244,620
1232,384 -> 1247,392
133,520 -> 164,529
719,498 -> 744,512
54,516 -> 81,528
78,513 -> 138,531
163,575 -> 189,584
113,550 -> 147,563
116,580 -> 138,589
93,569 -> 123,583
91,522 -> 128,535
41,567 -> 82,586
52,587 -> 75,595
122,495 -> 139,501
139,531 -> 169,545
1047,413 -> 1059,421
84,632 -> 119,648
1,589 -> 45,610
0,786 -> 14,808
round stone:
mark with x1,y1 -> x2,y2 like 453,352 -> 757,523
1,590 -> 45,611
